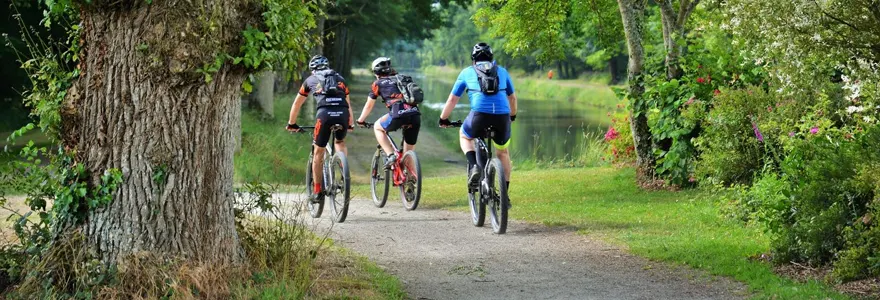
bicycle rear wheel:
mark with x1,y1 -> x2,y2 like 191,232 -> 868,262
328,152 -> 351,223
370,148 -> 390,208
305,155 -> 323,218
399,151 -> 421,211
486,158 -> 508,234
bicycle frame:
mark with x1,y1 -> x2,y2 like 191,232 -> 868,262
299,125 -> 344,184
373,124 -> 413,187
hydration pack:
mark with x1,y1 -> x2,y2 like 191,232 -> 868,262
473,62 -> 501,95
314,69 -> 344,97
393,74 -> 424,105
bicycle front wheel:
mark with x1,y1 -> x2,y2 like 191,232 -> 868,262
305,155 -> 323,218
328,151 -> 351,223
370,148 -> 390,208
486,158 -> 508,234
399,151 -> 421,211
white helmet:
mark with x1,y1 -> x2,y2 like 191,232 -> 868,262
371,57 -> 392,75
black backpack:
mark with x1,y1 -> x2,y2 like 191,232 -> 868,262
393,74 -> 424,105
314,70 -> 344,97
473,63 -> 500,95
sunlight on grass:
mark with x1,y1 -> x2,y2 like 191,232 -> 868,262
412,167 -> 848,300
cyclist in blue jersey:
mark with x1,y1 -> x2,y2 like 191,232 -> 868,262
439,42 -> 518,198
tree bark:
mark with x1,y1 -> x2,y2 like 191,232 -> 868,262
658,0 -> 700,80
63,1 -> 252,264
617,0 -> 656,182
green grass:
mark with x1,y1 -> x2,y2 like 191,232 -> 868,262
347,252 -> 406,299
406,167 -> 848,299
233,251 -> 404,300
235,94 -> 312,185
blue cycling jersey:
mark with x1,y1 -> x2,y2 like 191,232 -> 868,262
451,62 -> 515,114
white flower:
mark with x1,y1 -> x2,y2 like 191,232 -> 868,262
846,106 -> 865,114
812,33 -> 822,42
864,116 -> 874,123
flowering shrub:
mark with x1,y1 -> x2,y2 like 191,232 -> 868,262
604,109 -> 635,164
705,81 -> 880,280
637,12 -> 766,186
694,87 -> 773,185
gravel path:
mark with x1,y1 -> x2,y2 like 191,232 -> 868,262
280,194 -> 748,300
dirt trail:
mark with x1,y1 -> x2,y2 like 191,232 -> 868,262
279,194 -> 748,300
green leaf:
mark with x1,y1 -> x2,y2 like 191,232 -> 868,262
242,80 -> 253,93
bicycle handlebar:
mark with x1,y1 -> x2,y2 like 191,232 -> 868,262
290,124 -> 346,134
445,120 -> 463,128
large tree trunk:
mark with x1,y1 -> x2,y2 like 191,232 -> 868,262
63,1 -> 250,264
617,0 -> 656,182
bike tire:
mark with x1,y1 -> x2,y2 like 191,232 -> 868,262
468,163 -> 486,227
328,152 -> 351,223
487,158 -> 508,234
305,155 -> 323,218
399,151 -> 421,211
370,149 -> 390,208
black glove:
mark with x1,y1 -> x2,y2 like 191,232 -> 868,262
286,123 -> 301,132
357,120 -> 367,128
439,118 -> 452,127
510,115 -> 517,122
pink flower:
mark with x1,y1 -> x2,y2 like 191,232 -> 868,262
767,106 -> 773,112
789,131 -> 795,137
685,96 -> 696,106
696,77 -> 706,84
752,123 -> 764,142
713,89 -> 721,96
604,126 -> 620,141
810,127 -> 819,134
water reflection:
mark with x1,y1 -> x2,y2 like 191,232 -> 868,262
417,73 -> 613,162
349,72 -> 615,162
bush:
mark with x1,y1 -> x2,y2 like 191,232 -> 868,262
729,124 -> 880,279
768,126 -> 876,264
695,86 -> 776,185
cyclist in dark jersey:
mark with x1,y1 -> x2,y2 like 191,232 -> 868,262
356,57 -> 421,168
286,55 -> 354,202
439,43 -> 518,201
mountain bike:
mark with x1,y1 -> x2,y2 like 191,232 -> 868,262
298,124 -> 351,223
363,122 -> 422,211
446,121 -> 509,234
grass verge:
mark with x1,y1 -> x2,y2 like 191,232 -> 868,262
408,167 -> 849,299
235,94 -> 312,185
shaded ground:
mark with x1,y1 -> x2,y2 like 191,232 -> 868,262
280,194 -> 748,300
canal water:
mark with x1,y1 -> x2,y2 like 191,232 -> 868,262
410,72 -> 614,163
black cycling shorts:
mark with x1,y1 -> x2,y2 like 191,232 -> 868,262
314,108 -> 349,148
379,113 -> 421,145
461,111 -> 512,149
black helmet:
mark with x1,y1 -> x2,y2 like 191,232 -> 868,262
471,42 -> 494,62
371,57 -> 392,75
309,55 -> 330,71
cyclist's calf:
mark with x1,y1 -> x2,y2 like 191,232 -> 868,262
495,147 -> 512,181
